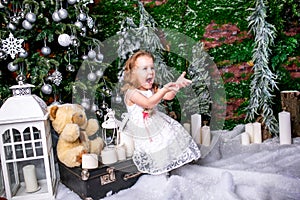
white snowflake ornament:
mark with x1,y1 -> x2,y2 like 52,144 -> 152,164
1,33 -> 25,59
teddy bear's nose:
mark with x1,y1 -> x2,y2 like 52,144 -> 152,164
79,114 -> 83,118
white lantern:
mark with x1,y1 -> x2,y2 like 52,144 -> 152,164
101,108 -> 121,146
101,109 -> 121,165
0,82 -> 57,200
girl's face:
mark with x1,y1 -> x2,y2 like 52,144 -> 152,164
134,55 -> 155,91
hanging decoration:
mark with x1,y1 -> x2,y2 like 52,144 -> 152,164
1,32 -> 25,59
246,0 -> 278,135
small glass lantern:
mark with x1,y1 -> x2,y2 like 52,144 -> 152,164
101,109 -> 121,165
0,81 -> 57,200
101,108 -> 120,146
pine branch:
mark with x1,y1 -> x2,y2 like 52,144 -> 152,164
246,0 -> 279,135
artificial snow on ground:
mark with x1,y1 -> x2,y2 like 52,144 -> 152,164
56,125 -> 300,200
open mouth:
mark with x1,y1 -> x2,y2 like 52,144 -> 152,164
146,78 -> 153,84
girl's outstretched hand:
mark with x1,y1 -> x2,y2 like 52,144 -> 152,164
163,82 -> 179,92
176,71 -> 192,88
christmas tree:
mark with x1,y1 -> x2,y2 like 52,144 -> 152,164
0,0 -> 111,117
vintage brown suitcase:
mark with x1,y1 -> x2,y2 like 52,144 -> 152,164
58,159 -> 142,200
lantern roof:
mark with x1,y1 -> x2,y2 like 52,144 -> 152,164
0,82 -> 48,124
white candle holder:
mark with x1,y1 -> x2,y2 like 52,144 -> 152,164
0,81 -> 58,200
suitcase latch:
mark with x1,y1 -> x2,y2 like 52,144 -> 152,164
100,167 -> 116,185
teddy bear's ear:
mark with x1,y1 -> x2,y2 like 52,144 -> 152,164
74,104 -> 84,111
48,105 -> 59,121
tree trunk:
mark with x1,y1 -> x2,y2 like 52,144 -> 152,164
281,90 -> 300,137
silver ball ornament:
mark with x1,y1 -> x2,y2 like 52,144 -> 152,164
87,72 -> 97,81
66,64 -> 75,72
96,70 -> 103,77
91,103 -> 98,112
81,98 -> 90,110
88,49 -> 96,60
41,46 -> 51,56
22,20 -> 33,30
67,0 -> 77,5
58,8 -> 68,19
25,12 -> 36,23
7,23 -> 16,31
19,50 -> 28,58
7,62 -> 18,72
74,20 -> 83,29
96,53 -> 104,62
115,94 -> 122,104
78,12 -> 87,21
92,27 -> 99,34
82,54 -> 88,60
52,11 -> 61,22
41,84 -> 53,94
58,34 -> 71,47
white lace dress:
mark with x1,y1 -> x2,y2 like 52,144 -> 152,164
123,89 -> 201,175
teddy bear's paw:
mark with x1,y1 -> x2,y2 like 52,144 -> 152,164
89,137 -> 104,155
85,119 -> 99,136
60,124 -> 80,142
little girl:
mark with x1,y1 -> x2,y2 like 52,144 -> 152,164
121,50 -> 201,175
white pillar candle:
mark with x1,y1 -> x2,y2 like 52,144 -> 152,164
120,132 -> 135,157
82,153 -> 98,169
101,146 -> 118,165
253,122 -> 262,143
201,125 -> 211,146
22,165 -> 39,193
241,132 -> 250,145
183,123 -> 191,134
191,114 -> 202,144
279,111 -> 292,145
115,145 -> 126,161
245,123 -> 254,143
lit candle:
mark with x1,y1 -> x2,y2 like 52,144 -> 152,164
22,165 -> 39,193
120,132 -> 135,157
116,145 -> 126,161
191,114 -> 202,144
201,125 -> 211,146
183,122 -> 191,134
279,111 -> 292,145
101,146 -> 118,165
245,123 -> 254,143
241,132 -> 250,145
253,122 -> 262,143
82,153 -> 98,169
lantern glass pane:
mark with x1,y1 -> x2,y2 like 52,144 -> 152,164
23,128 -> 31,141
2,129 -> 11,143
35,142 -> 43,156
13,129 -> 21,142
4,145 -> 13,160
33,127 -> 41,140
7,163 -> 17,193
15,144 -> 24,159
25,143 -> 33,157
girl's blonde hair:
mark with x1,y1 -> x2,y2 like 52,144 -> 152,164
121,50 -> 154,93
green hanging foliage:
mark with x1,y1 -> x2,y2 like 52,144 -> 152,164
246,0 -> 279,135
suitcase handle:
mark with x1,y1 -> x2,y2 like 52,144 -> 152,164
123,172 -> 142,181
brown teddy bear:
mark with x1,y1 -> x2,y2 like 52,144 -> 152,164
48,103 -> 104,168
